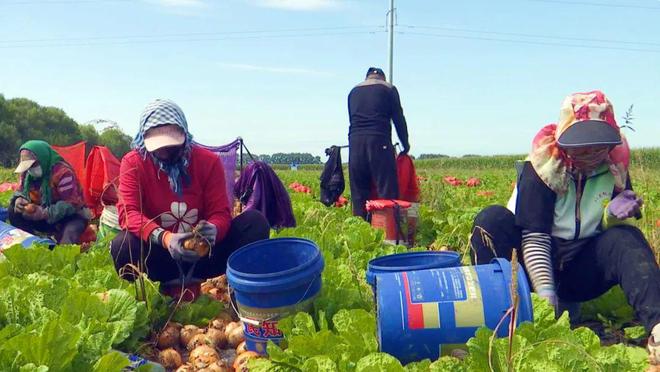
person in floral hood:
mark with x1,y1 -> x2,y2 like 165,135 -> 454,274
8,140 -> 90,244
111,99 -> 270,299
469,91 -> 660,365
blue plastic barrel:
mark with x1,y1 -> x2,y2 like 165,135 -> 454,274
0,221 -> 55,251
227,238 -> 324,355
366,251 -> 461,287
375,258 -> 533,364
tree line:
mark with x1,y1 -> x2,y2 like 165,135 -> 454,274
0,94 -> 324,168
0,95 -> 132,167
254,152 -> 322,165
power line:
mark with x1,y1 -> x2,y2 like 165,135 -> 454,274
2,25 -> 381,45
3,0 -> 132,4
398,31 -> 660,54
0,29 -> 385,49
526,0 -> 660,10
401,25 -> 660,47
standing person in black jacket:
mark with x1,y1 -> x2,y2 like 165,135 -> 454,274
347,67 -> 410,219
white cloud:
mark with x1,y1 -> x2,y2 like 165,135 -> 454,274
254,0 -> 342,11
219,63 -> 331,76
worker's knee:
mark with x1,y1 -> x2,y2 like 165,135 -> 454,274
232,209 -> 270,241
597,225 -> 652,255
473,205 -> 515,231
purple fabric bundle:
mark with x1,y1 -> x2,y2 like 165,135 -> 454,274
234,161 -> 296,229
194,139 -> 240,206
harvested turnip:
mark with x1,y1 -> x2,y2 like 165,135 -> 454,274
236,340 -> 247,355
175,364 -> 194,372
157,322 -> 183,349
233,351 -> 259,372
180,325 -> 203,346
208,287 -> 220,299
224,321 -> 241,338
210,275 -> 228,288
196,360 -> 230,372
227,325 -> 245,348
158,348 -> 182,369
209,312 -> 233,330
216,311 -> 233,322
187,333 -> 214,351
206,327 -> 227,348
189,345 -> 220,370
201,281 -> 214,294
183,237 -> 210,257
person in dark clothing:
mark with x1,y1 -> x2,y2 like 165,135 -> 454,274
347,67 -> 411,219
469,91 -> 660,365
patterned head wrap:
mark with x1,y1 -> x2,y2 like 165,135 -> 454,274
132,99 -> 193,195
528,91 -> 629,194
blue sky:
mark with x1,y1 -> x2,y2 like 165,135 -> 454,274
1,0 -> 659,157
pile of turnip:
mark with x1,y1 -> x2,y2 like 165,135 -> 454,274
155,311 -> 260,371
201,274 -> 231,304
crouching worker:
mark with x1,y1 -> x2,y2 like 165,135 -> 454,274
9,140 -> 90,244
111,99 -> 270,300
469,91 -> 660,364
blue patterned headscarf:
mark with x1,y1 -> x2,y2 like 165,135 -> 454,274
133,99 -> 193,195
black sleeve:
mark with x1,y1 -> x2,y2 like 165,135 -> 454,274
514,162 -> 556,233
347,89 -> 353,117
390,86 -> 410,149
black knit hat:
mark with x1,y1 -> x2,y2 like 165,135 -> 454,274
366,67 -> 386,79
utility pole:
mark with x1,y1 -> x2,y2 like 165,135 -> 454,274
387,0 -> 395,83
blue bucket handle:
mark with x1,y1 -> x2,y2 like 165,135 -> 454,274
227,275 -> 321,327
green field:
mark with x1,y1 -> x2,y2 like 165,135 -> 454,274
0,148 -> 658,371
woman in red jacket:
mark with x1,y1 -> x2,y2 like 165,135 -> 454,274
111,99 -> 270,297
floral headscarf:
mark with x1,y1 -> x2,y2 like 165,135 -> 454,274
528,91 -> 630,194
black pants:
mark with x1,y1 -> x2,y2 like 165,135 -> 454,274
348,135 -> 399,219
111,210 -> 270,283
470,205 -> 660,332
8,199 -> 87,244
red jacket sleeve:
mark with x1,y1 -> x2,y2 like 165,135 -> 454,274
203,158 -> 232,242
117,152 -> 161,242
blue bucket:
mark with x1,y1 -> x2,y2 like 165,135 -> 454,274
366,251 -> 461,287
0,221 -> 56,251
375,258 -> 533,364
227,238 -> 324,355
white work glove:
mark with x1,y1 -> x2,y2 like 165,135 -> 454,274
195,220 -> 218,246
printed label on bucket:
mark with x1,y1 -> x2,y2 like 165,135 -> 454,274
245,320 -> 283,340
406,267 -> 468,302
237,296 -> 315,353
401,267 -> 485,330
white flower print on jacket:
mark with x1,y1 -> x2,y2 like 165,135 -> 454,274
161,202 -> 198,233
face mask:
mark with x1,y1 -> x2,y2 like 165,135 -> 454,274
154,146 -> 184,164
28,166 -> 43,178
